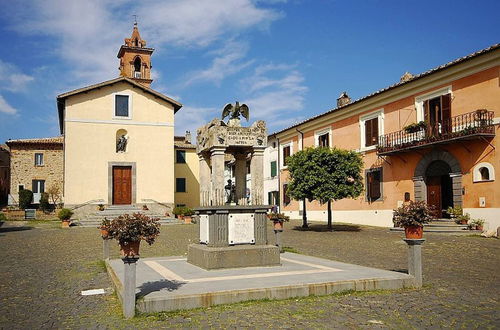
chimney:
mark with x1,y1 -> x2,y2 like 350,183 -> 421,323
185,131 -> 191,144
337,92 -> 351,108
400,71 -> 414,83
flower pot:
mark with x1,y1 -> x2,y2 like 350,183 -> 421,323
184,216 -> 192,224
100,229 -> 109,238
120,241 -> 140,257
476,225 -> 483,231
177,215 -> 184,221
460,219 -> 468,225
273,220 -> 284,231
61,220 -> 70,228
404,226 -> 423,239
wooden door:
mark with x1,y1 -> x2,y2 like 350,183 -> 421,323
113,166 -> 132,205
427,176 -> 442,218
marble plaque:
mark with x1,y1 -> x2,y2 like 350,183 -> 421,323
228,213 -> 255,245
199,215 -> 209,244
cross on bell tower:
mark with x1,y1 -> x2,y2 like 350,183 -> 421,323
117,21 -> 154,87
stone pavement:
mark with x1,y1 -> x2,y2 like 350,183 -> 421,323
0,220 -> 499,328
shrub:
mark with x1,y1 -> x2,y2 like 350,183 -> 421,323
0,213 -> 6,221
183,207 -> 194,216
19,189 -> 33,210
107,213 -> 160,246
58,208 -> 74,221
39,192 -> 51,213
456,213 -> 470,224
268,212 -> 290,222
393,201 -> 433,228
446,205 -> 463,218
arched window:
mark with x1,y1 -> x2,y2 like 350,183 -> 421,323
134,38 -> 139,47
473,162 -> 495,182
133,57 -> 141,77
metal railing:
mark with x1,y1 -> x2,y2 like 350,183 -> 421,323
377,110 -> 495,155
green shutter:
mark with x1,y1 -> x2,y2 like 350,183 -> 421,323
270,161 -> 277,177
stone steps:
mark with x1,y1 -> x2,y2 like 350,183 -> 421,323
74,206 -> 182,227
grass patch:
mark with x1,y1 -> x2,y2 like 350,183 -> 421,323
282,246 -> 300,254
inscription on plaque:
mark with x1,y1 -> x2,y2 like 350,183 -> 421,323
226,128 -> 256,146
228,213 -> 255,245
199,215 -> 209,244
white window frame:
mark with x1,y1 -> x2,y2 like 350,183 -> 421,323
473,162 -> 495,182
280,141 -> 293,169
415,86 -> 452,122
113,92 -> 133,119
359,109 -> 384,152
34,153 -> 44,166
314,127 -> 332,148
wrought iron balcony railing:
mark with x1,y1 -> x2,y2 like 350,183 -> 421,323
377,109 -> 495,155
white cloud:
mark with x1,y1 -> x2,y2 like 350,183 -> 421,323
183,41 -> 254,86
0,95 -> 18,115
6,0 -> 282,86
0,59 -> 35,92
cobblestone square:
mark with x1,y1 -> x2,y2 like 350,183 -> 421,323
0,220 -> 498,328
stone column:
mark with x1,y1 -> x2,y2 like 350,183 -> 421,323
234,153 -> 247,205
199,154 -> 211,206
412,176 -> 426,202
210,147 -> 226,206
122,255 -> 139,319
250,146 -> 265,205
449,173 -> 463,207
403,238 -> 425,288
102,238 -> 110,260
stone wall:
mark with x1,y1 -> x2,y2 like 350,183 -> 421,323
0,147 -> 9,205
9,144 -> 63,205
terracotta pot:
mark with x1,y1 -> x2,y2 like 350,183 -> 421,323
100,229 -> 109,238
184,216 -> 192,224
273,220 -> 284,231
178,215 -> 184,221
61,220 -> 70,228
404,226 -> 423,239
120,241 -> 140,257
476,225 -> 483,231
460,220 -> 468,225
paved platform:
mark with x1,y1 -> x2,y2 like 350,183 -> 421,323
107,252 -> 416,313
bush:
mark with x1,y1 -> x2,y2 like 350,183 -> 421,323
393,201 -> 433,228
39,192 -> 51,213
456,213 -> 470,224
0,213 -> 6,221
107,213 -> 160,245
173,206 -> 194,216
19,189 -> 33,210
58,208 -> 74,221
268,212 -> 290,222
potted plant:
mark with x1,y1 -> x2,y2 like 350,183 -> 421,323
106,213 -> 160,257
183,207 -> 194,224
58,208 -> 74,228
403,121 -> 426,134
446,205 -> 462,219
268,212 -> 290,231
393,201 -> 433,239
173,206 -> 186,221
456,213 -> 470,225
98,218 -> 111,238
97,204 -> 105,211
474,218 -> 485,231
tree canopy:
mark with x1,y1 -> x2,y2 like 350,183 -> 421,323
286,147 -> 364,229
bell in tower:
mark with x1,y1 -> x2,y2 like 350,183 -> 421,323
117,22 -> 154,87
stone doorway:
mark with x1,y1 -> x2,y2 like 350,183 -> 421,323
413,149 -> 462,217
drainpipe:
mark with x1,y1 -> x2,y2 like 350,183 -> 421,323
295,128 -> 308,228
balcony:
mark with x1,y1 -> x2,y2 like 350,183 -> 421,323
377,110 -> 495,156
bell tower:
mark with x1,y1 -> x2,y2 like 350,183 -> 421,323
117,22 -> 154,87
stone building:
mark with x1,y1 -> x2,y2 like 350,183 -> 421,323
0,145 -> 10,206
174,132 -> 200,209
273,44 -> 500,230
6,137 -> 63,205
57,23 -> 182,216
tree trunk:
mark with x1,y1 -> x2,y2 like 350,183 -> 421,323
302,200 -> 308,228
327,200 -> 333,230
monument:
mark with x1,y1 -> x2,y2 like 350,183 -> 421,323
187,102 -> 280,269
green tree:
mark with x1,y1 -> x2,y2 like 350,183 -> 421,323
286,147 -> 364,230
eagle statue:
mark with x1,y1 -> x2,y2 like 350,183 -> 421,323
221,101 -> 249,122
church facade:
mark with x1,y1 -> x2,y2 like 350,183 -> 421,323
57,24 -> 182,215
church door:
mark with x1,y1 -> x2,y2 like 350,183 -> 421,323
426,176 -> 442,218
113,166 -> 132,205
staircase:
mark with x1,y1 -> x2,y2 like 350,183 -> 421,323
391,218 -> 482,234
75,205 -> 181,227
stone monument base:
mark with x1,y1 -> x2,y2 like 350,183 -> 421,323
187,244 -> 280,270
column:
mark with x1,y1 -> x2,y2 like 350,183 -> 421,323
234,153 -> 247,205
449,173 -> 463,207
250,146 -> 265,205
412,176 -> 426,202
210,147 -> 226,206
403,238 -> 425,288
199,154 -> 211,206
122,255 -> 139,318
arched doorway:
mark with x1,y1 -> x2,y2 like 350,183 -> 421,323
413,149 -> 462,218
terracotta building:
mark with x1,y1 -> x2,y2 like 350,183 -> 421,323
6,137 -> 64,205
274,44 -> 500,230
0,145 -> 10,206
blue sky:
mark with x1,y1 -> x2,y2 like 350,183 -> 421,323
0,0 -> 498,143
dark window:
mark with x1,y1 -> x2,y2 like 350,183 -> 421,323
272,142 -> 276,148
18,185 -> 24,191
34,153 -> 44,166
247,161 -> 251,174
283,184 -> 291,205
115,95 -> 129,117
176,150 -> 186,163
366,168 -> 382,202
270,161 -> 277,177
479,167 -> 490,181
364,118 -> 379,147
318,133 -> 329,147
176,178 -> 186,193
268,192 -> 273,205
423,93 -> 451,135
32,180 -> 45,194
283,145 -> 291,166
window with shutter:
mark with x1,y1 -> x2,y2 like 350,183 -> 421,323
366,168 -> 382,202
176,178 -> 186,192
283,184 -> 291,205
176,150 -> 186,163
283,146 -> 291,166
270,161 -> 277,177
318,133 -> 329,147
34,153 -> 44,166
364,118 -> 378,147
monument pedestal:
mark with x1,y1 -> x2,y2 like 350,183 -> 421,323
188,205 -> 280,270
